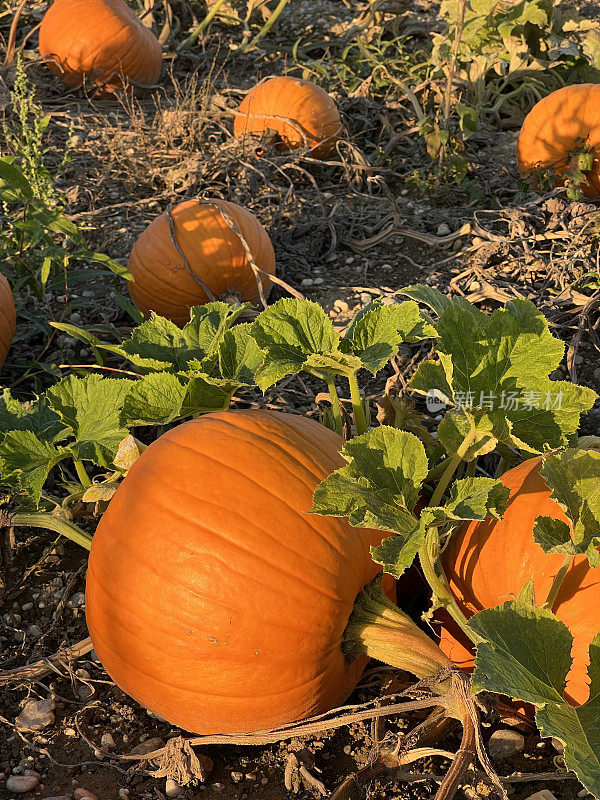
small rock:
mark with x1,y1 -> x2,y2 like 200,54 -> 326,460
16,699 -> 55,732
129,737 -> 164,755
64,728 -> 77,737
74,789 -> 98,800
400,188 -> 409,196
75,669 -> 90,680
437,222 -> 451,236
211,783 -> 224,793
119,790 -> 130,800
313,277 -> 324,285
231,771 -> 243,783
468,280 -> 481,292
487,729 -> 525,761
300,278 -> 314,287
574,355 -> 584,366
359,292 -> 372,304
261,777 -> 269,785
68,592 -> 85,608
345,256 -> 354,265
101,733 -> 116,750
334,299 -> 349,312
6,774 -> 40,793
551,737 -> 564,754
165,779 -> 183,798
21,602 -> 33,611
524,792 -> 557,800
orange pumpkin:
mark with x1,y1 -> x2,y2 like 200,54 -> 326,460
516,84 -> 600,198
440,456 -> 600,706
0,273 -> 16,368
39,0 -> 162,90
234,77 -> 342,159
86,410 -> 448,734
128,198 -> 276,326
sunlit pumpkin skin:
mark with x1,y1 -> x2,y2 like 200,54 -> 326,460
234,76 -> 343,159
440,456 -> 600,706
516,84 -> 600,198
39,0 -> 162,90
128,198 -> 276,326
0,272 -> 16,368
86,410 -> 395,734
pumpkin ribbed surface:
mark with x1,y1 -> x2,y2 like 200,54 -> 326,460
0,272 -> 16,368
86,410 -> 392,734
516,84 -> 600,198
39,0 -> 162,90
234,76 -> 342,159
128,198 -> 276,326
440,456 -> 600,705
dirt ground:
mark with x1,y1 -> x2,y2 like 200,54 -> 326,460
1,0 -> 600,798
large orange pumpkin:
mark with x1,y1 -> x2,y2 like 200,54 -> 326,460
440,456 -> 600,705
516,84 -> 600,198
0,273 -> 16,368
39,0 -> 162,90
86,410 -> 447,734
128,199 -> 276,326
234,77 -> 343,159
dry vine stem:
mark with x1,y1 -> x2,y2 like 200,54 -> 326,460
201,199 -> 305,305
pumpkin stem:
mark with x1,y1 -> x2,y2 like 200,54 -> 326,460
11,511 -> 92,551
347,372 -> 368,435
324,376 -> 343,436
543,553 -> 574,611
344,578 -> 458,704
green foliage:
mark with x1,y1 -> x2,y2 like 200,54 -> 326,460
534,449 -> 600,566
433,0 -> 600,126
472,598 -> 600,798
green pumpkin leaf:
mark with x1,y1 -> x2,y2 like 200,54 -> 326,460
311,428 -> 428,577
181,375 -> 241,417
535,449 -> 600,567
251,298 -> 342,390
46,375 -> 131,467
422,477 -> 510,525
345,299 -> 436,375
471,601 -> 600,798
409,296 -> 597,454
219,323 -> 263,385
0,390 -> 63,442
102,303 -> 245,374
0,430 -> 68,504
121,373 -> 188,427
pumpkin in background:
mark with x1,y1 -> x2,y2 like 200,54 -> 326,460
439,456 -> 600,706
516,84 -> 600,198
128,198 -> 276,326
39,0 -> 162,90
86,410 -> 404,734
0,273 -> 16,368
234,76 -> 342,159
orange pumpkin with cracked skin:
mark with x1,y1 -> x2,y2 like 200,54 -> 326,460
234,76 -> 343,159
85,410 -> 400,734
128,198 -> 276,326
439,456 -> 600,706
516,84 -> 600,198
39,0 -> 162,90
0,273 -> 16,368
